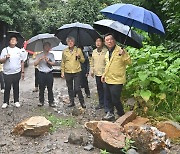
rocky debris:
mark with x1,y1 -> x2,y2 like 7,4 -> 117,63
124,116 -> 150,131
84,144 -> 94,151
157,121 -> 180,139
125,125 -> 170,154
115,111 -> 137,127
85,121 -> 126,153
126,98 -> 136,109
60,95 -> 69,104
127,148 -> 139,154
72,107 -> 85,116
12,116 -> 52,136
68,132 -> 84,145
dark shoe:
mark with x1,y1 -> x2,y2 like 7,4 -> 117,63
86,94 -> 90,98
102,112 -> 115,121
33,87 -> 38,92
38,102 -> 44,107
95,104 -> 104,110
81,103 -> 86,109
49,102 -> 56,107
68,103 -> 75,107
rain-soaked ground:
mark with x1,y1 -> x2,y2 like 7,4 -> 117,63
0,58 -> 179,154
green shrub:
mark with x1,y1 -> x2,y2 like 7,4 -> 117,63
124,44 -> 180,122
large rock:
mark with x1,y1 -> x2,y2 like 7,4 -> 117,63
157,121 -> 180,139
125,125 -> 170,154
124,116 -> 150,131
85,121 -> 126,153
115,111 -> 137,127
12,116 -> 52,136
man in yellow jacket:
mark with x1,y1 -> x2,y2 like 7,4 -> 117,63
61,36 -> 86,108
101,33 -> 131,121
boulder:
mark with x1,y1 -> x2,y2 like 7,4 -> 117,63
125,125 -> 170,154
85,121 -> 127,153
124,116 -> 150,131
157,121 -> 180,139
12,116 -> 52,136
115,111 -> 137,127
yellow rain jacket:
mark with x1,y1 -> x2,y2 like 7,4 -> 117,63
103,45 -> 131,84
90,47 -> 107,76
61,46 -> 85,73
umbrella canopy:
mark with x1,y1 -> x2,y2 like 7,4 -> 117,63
26,33 -> 60,52
100,3 -> 165,35
6,31 -> 25,48
51,43 -> 68,51
94,19 -> 143,49
55,22 -> 100,46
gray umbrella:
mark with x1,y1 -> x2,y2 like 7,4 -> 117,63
51,43 -> 68,51
55,22 -> 100,46
93,19 -> 143,49
26,33 -> 60,52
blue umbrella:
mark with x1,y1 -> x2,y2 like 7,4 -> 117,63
100,3 -> 165,35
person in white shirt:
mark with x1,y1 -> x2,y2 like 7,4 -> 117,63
0,36 -> 24,109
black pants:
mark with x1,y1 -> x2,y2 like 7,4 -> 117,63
65,72 -> 84,105
0,71 -> 5,90
38,71 -> 54,104
95,76 -> 108,112
35,68 -> 39,88
105,83 -> 124,116
81,73 -> 90,96
3,72 -> 21,104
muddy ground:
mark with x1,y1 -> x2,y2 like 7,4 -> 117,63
0,58 -> 179,154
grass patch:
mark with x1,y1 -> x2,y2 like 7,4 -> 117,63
47,114 -> 76,132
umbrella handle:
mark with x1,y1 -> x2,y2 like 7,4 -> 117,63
122,20 -> 134,49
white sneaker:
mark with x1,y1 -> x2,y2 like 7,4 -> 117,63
1,89 -> 4,94
2,103 -> 8,109
15,102 -> 21,108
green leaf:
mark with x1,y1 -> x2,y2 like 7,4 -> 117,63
140,90 -> 151,102
138,72 -> 149,81
156,93 -> 166,100
149,77 -> 162,84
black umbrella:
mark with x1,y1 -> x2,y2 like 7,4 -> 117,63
6,31 -> 25,48
26,33 -> 60,52
55,22 -> 100,46
93,19 -> 143,49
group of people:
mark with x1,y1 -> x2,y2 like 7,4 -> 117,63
60,33 -> 131,120
0,33 -> 131,121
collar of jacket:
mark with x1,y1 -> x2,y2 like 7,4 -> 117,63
94,46 -> 107,54
104,45 -> 120,75
65,46 -> 78,53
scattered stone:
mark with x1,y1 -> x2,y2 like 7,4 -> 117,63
157,121 -> 180,139
72,107 -> 85,116
84,144 -> 94,151
125,125 -> 170,154
12,116 -> 52,136
85,121 -> 126,153
115,111 -> 137,127
68,132 -> 84,145
126,97 -> 136,109
0,142 -> 7,147
64,140 -> 69,143
127,148 -> 139,154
